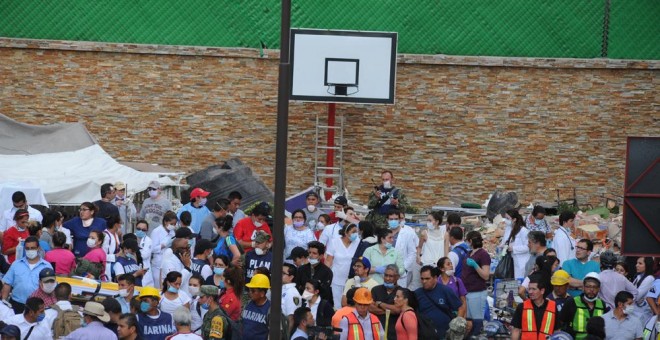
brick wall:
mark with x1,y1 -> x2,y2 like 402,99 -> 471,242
1,39 -> 658,210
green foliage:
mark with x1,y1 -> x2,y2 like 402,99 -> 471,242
557,202 -> 579,215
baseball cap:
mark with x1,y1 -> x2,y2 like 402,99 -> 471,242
175,227 -> 194,239
39,268 -> 56,281
114,181 -> 126,190
550,270 -> 570,286
353,256 -> 371,271
0,325 -> 20,337
306,192 -> 320,199
254,230 -> 271,244
287,247 -> 309,260
190,188 -> 210,200
147,180 -> 161,189
334,196 -> 347,206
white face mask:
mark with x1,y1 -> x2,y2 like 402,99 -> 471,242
383,180 -> 392,189
86,238 -> 97,248
309,258 -> 319,265
307,205 -> 316,212
255,248 -> 265,256
148,190 -> 158,198
254,221 -> 263,228
426,222 -> 434,229
188,287 -> 200,296
199,198 -> 208,206
302,290 -> 314,300
316,222 -> 325,231
26,250 -> 39,260
623,304 -> 634,315
166,224 -> 176,231
212,227 -> 219,235
504,219 -> 512,227
118,289 -> 129,297
42,282 -> 57,294
445,269 -> 455,277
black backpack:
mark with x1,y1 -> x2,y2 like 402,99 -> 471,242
401,309 -> 439,338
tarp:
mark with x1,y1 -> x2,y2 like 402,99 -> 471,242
0,114 -> 178,205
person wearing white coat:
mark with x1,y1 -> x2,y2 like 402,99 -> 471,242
135,220 -> 154,287
150,211 -> 177,288
102,215 -> 122,281
392,210 -> 419,288
506,209 -> 531,279
553,212 -> 577,266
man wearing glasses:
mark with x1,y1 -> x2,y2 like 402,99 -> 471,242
562,239 -> 601,297
559,272 -> 609,339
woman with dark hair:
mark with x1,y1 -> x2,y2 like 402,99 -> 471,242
160,271 -> 191,314
325,222 -> 360,309
302,279 -> 334,327
394,288 -> 419,340
2,209 -> 31,263
419,210 -> 449,267
63,202 -> 107,257
284,209 -> 316,261
205,255 -> 230,287
188,274 -> 205,334
632,257 -> 655,323
353,220 -> 377,260
504,209 -> 530,279
462,230 -> 491,337
45,231 -> 76,275
518,255 -> 558,299
113,238 -> 146,286
212,216 -> 241,266
437,256 -> 467,318
40,210 -> 60,249
150,211 -> 177,289
315,214 -> 331,240
585,316 -> 606,340
362,228 -> 405,284
219,265 -> 243,321
83,230 -> 108,280
102,214 -> 122,280
526,205 -> 551,238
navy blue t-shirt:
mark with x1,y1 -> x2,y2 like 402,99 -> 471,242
415,284 -> 463,337
242,299 -> 271,340
190,258 -> 210,278
63,216 -> 107,257
244,250 -> 273,281
137,311 -> 176,340
115,256 -> 142,286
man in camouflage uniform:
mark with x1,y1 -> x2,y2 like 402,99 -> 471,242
367,170 -> 409,229
200,285 -> 230,339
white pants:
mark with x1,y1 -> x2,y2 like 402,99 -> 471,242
331,283 -> 345,310
407,261 -> 422,291
151,254 -> 162,288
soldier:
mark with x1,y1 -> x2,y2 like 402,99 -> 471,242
366,171 -> 409,229
199,285 -> 230,339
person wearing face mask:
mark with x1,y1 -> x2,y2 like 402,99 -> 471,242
212,216 -> 241,267
63,202 -> 108,257
362,228 -> 404,284
199,285 -> 230,340
138,180 -> 172,234
642,294 -> 660,340
114,239 -> 147,286
233,202 -> 272,253
302,192 -> 322,231
342,257 -> 379,307
301,279 -> 334,328
244,232 -> 273,283
190,240 -> 213,281
5,297 -> 52,339
1,236 -> 53,313
199,199 -> 229,241
160,237 -> 193,295
2,209 -> 31,264
560,272 -> 608,339
40,210 -> 60,250
597,251 -> 638,310
314,214 -> 331,240
282,263 -> 303,333
554,212 -> 577,266
437,257 -> 468,318
83,230 -> 108,280
188,274 -> 206,334
27,268 -> 57,307
504,209 -> 531,279
418,210 -> 449,267
319,206 -> 351,246
150,211 -> 178,289
117,274 -> 137,313
328,195 -> 349,224
103,214 -> 123,281
325,223 -> 360,310
602,291 -> 643,340
113,181 -> 137,235
526,205 -> 552,240
136,286 -> 176,340
206,255 -> 229,287
134,220 -> 155,287
177,188 -> 211,236
284,209 -> 317,262
366,170 -> 409,229
219,265 -> 243,321
295,241 -> 333,303
390,210 -> 419,289
52,210 -> 72,248
160,271 -> 191,315
370,265 -> 403,339
288,247 -> 310,268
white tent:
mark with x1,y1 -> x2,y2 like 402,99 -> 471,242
0,114 -> 181,206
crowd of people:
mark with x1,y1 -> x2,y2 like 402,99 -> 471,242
0,171 -> 656,340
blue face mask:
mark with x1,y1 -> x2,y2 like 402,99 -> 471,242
218,280 -> 226,289
349,233 -> 358,242
36,313 -> 46,322
385,242 -> 393,249
387,220 -> 399,229
126,253 -> 134,260
200,303 -> 210,310
535,219 -> 543,226
188,239 -> 194,247
214,267 -> 225,276
383,282 -> 395,289
135,230 -> 146,239
140,301 -> 151,313
167,286 -> 179,294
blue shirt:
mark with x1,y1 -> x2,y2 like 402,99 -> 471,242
177,203 -> 211,234
244,250 -> 273,281
242,299 -> 270,340
562,259 -> 601,297
115,256 -> 142,286
213,235 -> 238,261
63,217 -> 107,257
137,311 -> 176,340
2,257 -> 52,303
415,283 -> 463,337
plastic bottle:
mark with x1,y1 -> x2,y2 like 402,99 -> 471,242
16,238 -> 24,259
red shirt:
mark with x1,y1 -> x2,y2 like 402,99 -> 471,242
219,287 -> 241,321
2,226 -> 30,263
233,217 -> 272,253
29,288 -> 57,308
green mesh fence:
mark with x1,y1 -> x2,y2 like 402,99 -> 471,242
0,0 -> 658,59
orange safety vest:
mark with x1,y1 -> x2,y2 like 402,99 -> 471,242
343,312 -> 382,340
521,299 -> 557,340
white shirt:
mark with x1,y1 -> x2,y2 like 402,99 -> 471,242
420,225 -> 447,266
189,297 -> 207,335
138,235 -> 154,287
0,302 -> 14,321
511,226 -> 531,279
169,333 -> 203,340
284,226 -> 317,259
318,222 -> 342,246
553,226 -> 576,265
57,226 -> 73,247
326,237 -> 360,286
393,225 -> 419,277
45,300 -> 80,330
159,290 -> 192,315
151,225 -> 174,256
160,249 -> 192,293
282,283 -> 302,317
306,297 -> 321,321
102,229 -> 121,279
6,313 -> 53,340
1,205 -> 43,232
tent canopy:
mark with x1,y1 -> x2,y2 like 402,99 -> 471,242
0,114 -> 181,205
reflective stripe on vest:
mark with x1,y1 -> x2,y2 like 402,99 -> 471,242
572,296 -> 604,340
521,299 -> 556,340
344,312 -> 381,340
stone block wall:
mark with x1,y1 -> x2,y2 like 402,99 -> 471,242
1,39 -> 658,210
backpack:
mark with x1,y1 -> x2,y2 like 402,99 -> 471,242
70,258 -> 105,280
401,309 -> 439,338
451,243 -> 469,278
51,304 -> 82,338
216,305 -> 242,340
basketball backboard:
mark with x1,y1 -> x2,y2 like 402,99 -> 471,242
289,29 -> 397,104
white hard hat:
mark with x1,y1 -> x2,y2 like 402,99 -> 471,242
583,272 -> 600,284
